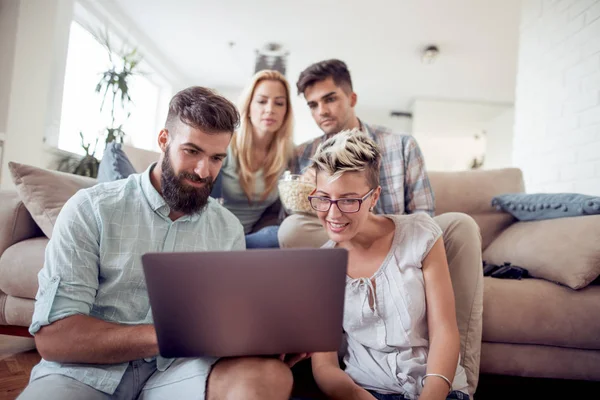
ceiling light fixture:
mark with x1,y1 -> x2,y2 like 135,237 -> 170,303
421,45 -> 440,64
255,42 -> 289,75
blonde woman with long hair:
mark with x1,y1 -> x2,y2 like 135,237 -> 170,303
213,70 -> 294,248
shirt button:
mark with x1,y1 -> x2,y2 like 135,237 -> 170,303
51,277 -> 59,283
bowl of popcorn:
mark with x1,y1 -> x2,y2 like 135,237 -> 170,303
278,171 -> 317,215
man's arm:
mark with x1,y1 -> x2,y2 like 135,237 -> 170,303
403,136 -> 435,216
35,314 -> 158,364
30,190 -> 157,364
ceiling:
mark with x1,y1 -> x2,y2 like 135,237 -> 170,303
106,0 -> 522,112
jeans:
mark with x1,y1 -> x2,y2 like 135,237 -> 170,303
245,225 -> 280,249
368,390 -> 469,400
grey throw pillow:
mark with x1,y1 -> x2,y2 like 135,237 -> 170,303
8,162 -> 96,238
97,142 -> 137,182
491,193 -> 600,221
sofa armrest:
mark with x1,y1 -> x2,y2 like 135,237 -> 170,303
0,190 -> 43,256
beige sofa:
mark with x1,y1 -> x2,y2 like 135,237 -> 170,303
429,169 -> 600,382
1,159 -> 599,387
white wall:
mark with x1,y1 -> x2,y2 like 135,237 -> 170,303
0,0 -> 192,189
355,106 -> 412,134
0,0 -> 75,189
484,108 -> 515,169
0,0 -> 19,136
411,99 -> 513,171
514,0 -> 600,195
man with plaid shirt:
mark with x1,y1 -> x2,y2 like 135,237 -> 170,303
290,120 -> 435,217
278,59 -> 483,398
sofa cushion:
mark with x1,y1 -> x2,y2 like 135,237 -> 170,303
483,278 -> 600,350
0,237 -> 48,299
0,191 -> 43,256
482,215 -> 600,289
97,142 -> 137,183
122,144 -> 160,173
471,213 -> 516,250
0,293 -> 35,327
429,168 -> 525,216
481,342 -> 600,381
429,168 -> 524,250
491,193 -> 600,221
8,162 -> 96,238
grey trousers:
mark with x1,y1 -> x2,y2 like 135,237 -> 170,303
278,212 -> 484,397
17,358 -> 213,400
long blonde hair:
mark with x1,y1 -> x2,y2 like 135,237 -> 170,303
231,70 -> 294,202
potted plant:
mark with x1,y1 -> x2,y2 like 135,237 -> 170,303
57,27 -> 142,177
56,132 -> 100,178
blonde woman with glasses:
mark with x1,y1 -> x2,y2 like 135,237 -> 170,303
213,70 -> 294,248
307,129 -> 469,400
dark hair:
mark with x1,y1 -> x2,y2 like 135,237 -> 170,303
165,86 -> 240,134
296,59 -> 353,95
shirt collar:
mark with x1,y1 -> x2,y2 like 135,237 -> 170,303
358,118 -> 372,136
141,163 -> 168,213
140,163 -> 206,222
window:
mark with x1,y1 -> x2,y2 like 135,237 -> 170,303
58,21 -> 171,158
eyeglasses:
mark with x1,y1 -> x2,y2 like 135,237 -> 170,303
308,189 -> 375,213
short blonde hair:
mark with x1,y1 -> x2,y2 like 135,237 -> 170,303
309,129 -> 381,188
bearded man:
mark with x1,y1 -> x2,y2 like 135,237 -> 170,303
19,87 -> 296,400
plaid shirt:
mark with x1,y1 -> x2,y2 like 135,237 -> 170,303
291,121 -> 435,216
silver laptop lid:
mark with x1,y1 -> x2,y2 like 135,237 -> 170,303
142,248 -> 348,358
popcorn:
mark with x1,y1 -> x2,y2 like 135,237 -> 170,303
278,172 -> 316,215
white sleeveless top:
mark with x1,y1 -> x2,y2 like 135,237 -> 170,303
322,213 -> 469,399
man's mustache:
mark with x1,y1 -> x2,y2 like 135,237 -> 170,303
180,173 -> 212,184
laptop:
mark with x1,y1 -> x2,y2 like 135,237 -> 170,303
141,248 -> 348,359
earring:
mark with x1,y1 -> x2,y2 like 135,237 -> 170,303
369,206 -> 374,212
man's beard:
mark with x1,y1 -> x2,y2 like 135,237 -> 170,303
160,149 -> 214,214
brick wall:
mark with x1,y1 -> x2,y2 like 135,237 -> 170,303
514,0 -> 600,195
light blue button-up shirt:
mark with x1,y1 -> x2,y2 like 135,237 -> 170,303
28,164 -> 245,394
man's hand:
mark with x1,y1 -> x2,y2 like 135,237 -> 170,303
279,353 -> 313,368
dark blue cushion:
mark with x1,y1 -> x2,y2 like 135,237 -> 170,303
491,193 -> 600,221
97,142 -> 137,182
98,142 -> 224,201
211,171 -> 223,198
